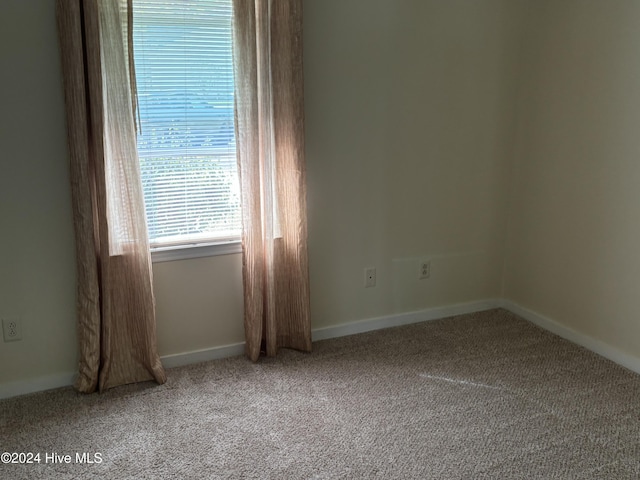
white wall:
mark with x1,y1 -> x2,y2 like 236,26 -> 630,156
155,0 -> 526,347
504,0 -> 640,360
0,0 -> 78,385
304,0 -> 525,326
1,0 -> 525,390
153,254 -> 244,357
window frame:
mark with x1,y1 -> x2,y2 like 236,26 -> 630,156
132,0 -> 242,261
150,239 -> 241,263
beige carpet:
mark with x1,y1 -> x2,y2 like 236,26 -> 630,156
1,309 -> 640,479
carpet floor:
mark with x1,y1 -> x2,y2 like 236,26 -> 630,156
1,308 -> 640,479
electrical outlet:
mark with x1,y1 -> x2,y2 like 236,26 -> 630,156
419,260 -> 431,280
2,317 -> 22,342
364,267 -> 376,288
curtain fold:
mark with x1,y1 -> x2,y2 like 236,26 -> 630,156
233,0 -> 312,361
56,0 -> 166,392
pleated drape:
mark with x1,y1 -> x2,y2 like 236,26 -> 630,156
56,0 -> 166,392
233,0 -> 312,361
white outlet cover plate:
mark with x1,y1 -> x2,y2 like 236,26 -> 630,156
364,267 -> 376,288
419,260 -> 431,279
2,317 -> 22,342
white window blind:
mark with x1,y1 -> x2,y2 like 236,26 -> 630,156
132,0 -> 240,247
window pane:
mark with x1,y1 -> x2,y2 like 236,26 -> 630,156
132,0 -> 240,246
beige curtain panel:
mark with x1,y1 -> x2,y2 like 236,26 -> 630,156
233,0 -> 312,361
56,0 -> 166,393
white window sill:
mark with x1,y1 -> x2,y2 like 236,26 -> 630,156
151,240 -> 242,263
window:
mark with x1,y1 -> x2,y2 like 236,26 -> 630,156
132,0 -> 241,256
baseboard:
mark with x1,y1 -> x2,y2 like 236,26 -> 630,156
500,300 -> 640,376
161,300 -> 502,367
8,299 -> 639,400
311,299 -> 500,342
0,372 -> 76,401
160,342 -> 246,369
0,299 -> 500,399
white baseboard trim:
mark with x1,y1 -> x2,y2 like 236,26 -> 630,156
7,298 -> 639,400
0,299 -> 500,399
161,299 -> 502,368
500,300 -> 640,376
0,372 -> 76,401
311,299 -> 500,342
160,342 -> 246,369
